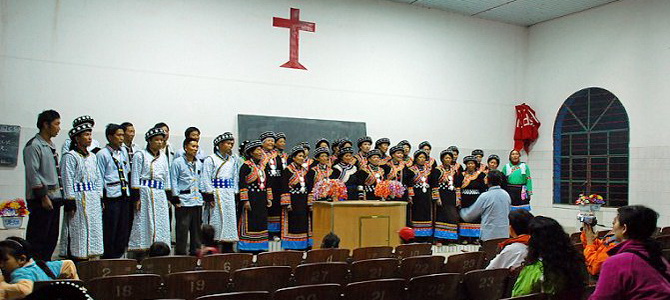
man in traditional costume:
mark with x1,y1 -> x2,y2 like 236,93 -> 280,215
202,132 -> 240,253
61,115 -> 102,155
128,128 -> 172,256
60,122 -> 104,260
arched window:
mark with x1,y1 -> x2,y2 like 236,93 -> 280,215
553,87 -> 629,206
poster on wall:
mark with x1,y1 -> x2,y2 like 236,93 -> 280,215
0,125 -> 21,167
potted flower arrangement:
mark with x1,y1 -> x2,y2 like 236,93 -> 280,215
374,180 -> 407,200
575,194 -> 605,212
0,198 -> 30,229
312,179 -> 348,201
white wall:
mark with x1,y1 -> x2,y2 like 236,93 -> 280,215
524,0 -> 670,230
0,0 -> 526,201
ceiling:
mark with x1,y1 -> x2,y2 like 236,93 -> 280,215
386,0 -> 620,26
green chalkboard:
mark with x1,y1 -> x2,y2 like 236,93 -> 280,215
0,125 -> 21,167
237,115 -> 366,150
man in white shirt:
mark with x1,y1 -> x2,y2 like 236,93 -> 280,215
121,122 -> 141,163
97,123 -> 132,258
486,209 -> 534,270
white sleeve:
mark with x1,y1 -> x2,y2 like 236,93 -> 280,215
170,160 -> 180,197
201,157 -> 214,194
61,139 -> 71,156
486,243 -> 527,270
131,152 -> 144,188
233,157 -> 240,192
61,153 -> 77,200
165,156 -> 172,191
94,156 -> 104,193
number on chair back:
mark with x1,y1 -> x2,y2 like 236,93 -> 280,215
190,279 -> 206,292
413,263 -> 429,273
463,259 -> 475,269
310,270 -> 329,282
478,276 -> 494,289
116,285 -> 132,297
369,267 -> 383,278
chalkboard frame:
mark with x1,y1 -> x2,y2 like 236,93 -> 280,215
0,124 -> 21,168
237,114 -> 367,151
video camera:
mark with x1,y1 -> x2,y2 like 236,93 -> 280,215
577,213 -> 598,226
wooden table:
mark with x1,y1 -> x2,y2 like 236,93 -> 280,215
313,200 -> 407,250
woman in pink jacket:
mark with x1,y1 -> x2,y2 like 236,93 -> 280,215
590,205 -> 670,300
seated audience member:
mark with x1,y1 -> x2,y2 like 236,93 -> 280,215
399,227 -> 416,244
148,242 -> 171,257
196,224 -> 221,258
589,205 -> 670,300
487,209 -> 534,270
580,223 -> 619,276
0,237 -> 78,300
512,216 -> 586,297
321,232 -> 341,249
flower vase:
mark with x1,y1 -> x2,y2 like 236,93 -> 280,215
2,216 -> 24,229
578,204 -> 602,213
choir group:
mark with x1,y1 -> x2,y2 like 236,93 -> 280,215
23,110 -> 533,260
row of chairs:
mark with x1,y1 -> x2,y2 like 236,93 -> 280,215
78,251 -> 488,283
77,244 -> 468,281
200,285 -> 549,300
77,268 -> 518,300
78,250 -> 488,282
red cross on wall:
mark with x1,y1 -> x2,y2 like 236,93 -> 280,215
273,8 -> 316,70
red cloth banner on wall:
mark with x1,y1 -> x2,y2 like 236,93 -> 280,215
514,103 -> 541,153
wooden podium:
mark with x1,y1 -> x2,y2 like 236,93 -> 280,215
313,200 -> 407,250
